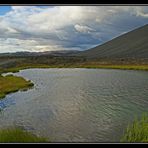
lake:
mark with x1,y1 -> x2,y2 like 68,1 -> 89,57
0,68 -> 148,142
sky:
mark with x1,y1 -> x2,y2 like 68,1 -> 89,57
0,6 -> 148,53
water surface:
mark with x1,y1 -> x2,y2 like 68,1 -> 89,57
0,68 -> 148,142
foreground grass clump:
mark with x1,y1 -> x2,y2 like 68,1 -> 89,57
0,128 -> 47,143
121,114 -> 148,142
0,75 -> 34,99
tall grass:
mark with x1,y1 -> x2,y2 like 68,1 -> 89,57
121,114 -> 148,142
0,128 -> 48,143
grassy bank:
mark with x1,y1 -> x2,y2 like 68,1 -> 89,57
1,64 -> 148,75
0,64 -> 52,74
1,56 -> 148,73
121,114 -> 148,143
0,74 -> 34,99
70,64 -> 148,71
0,128 -> 47,143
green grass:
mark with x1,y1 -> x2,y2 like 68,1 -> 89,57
1,64 -> 148,75
0,59 -> 148,75
121,114 -> 148,143
0,64 -> 52,74
71,64 -> 148,71
0,128 -> 48,143
0,74 -> 34,99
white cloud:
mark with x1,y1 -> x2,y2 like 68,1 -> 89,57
136,10 -> 148,18
0,6 -> 148,53
0,38 -> 68,53
74,24 -> 96,33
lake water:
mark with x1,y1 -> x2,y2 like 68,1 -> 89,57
0,68 -> 148,142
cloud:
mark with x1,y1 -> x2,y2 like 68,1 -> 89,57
136,10 -> 148,18
74,24 -> 96,33
0,6 -> 148,53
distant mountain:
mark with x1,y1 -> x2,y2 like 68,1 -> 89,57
0,50 -> 80,57
40,50 -> 80,56
76,24 -> 148,59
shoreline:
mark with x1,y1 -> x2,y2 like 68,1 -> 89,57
1,64 -> 148,74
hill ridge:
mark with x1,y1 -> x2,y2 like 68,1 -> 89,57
77,24 -> 148,59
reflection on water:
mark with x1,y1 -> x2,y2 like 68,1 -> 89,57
0,68 -> 148,142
